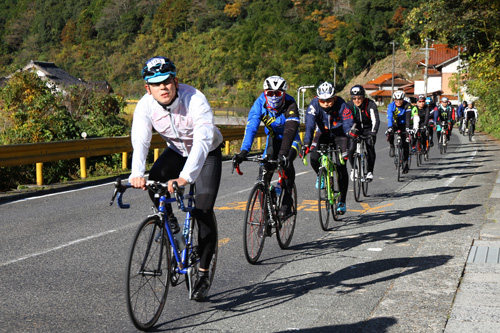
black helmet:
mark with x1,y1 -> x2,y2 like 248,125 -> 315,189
350,85 -> 365,96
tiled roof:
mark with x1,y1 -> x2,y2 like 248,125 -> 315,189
366,73 -> 401,85
22,60 -> 85,87
417,44 -> 459,67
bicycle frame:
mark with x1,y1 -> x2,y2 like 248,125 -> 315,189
113,180 -> 196,274
318,145 -> 340,204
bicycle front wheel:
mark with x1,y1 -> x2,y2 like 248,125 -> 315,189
318,167 -> 331,231
243,183 -> 267,264
361,153 -> 369,197
353,155 -> 361,202
469,123 -> 473,141
397,145 -> 402,182
276,183 -> 297,249
126,216 -> 170,331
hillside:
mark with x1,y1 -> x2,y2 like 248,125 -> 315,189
338,48 -> 423,100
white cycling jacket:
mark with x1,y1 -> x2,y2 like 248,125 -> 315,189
130,83 -> 223,183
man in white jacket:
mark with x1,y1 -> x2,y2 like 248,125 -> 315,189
129,56 -> 223,300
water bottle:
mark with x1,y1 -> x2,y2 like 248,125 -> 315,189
270,185 -> 277,206
174,227 -> 185,252
275,180 -> 282,196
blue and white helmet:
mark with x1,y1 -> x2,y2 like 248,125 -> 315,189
142,56 -> 176,83
263,76 -> 287,109
316,82 -> 335,100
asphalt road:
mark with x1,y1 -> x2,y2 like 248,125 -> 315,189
1,124 -> 499,332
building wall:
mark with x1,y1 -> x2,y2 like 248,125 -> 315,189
414,76 -> 442,95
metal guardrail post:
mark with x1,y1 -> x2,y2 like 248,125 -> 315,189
80,157 -> 87,179
36,163 -> 43,186
225,141 -> 230,155
154,148 -> 159,161
122,152 -> 128,169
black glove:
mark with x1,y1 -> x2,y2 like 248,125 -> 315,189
233,150 -> 248,165
348,127 -> 359,138
370,131 -> 377,137
301,145 -> 310,158
385,127 -> 393,135
278,154 -> 289,169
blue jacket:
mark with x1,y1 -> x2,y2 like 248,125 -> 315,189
457,103 -> 465,118
387,100 -> 411,128
241,92 -> 301,155
303,96 -> 353,146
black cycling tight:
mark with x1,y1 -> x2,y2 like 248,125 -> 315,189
148,146 -> 222,270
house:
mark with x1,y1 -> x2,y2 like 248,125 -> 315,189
3,60 -> 113,95
363,73 -> 413,106
21,60 -> 86,93
414,44 -> 472,105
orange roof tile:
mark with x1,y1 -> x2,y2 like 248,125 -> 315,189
417,44 -> 459,67
366,73 -> 401,85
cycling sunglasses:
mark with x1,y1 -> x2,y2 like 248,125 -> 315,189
265,90 -> 283,97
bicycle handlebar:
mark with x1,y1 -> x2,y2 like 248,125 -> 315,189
109,178 -> 189,211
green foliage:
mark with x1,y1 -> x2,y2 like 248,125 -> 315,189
0,0 -> 422,104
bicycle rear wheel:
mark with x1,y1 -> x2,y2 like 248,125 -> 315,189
317,168 -> 331,231
353,155 -> 361,202
243,183 -> 267,264
276,183 -> 297,249
126,216 -> 170,331
186,213 -> 218,299
469,123 -> 473,141
361,154 -> 369,197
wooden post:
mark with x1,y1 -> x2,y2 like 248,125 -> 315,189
122,152 -> 128,170
36,163 -> 43,186
80,157 -> 87,179
154,148 -> 159,161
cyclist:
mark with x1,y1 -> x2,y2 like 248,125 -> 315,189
345,85 -> 380,181
302,81 -> 353,214
464,101 -> 478,136
233,76 -> 300,218
457,100 -> 467,134
129,56 -> 223,301
408,95 -> 430,153
386,90 -> 411,173
434,97 -> 453,143
425,97 -> 436,146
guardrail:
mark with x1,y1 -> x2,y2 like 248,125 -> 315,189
0,126 -> 303,186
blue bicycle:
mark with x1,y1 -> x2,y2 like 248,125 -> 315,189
110,178 -> 217,330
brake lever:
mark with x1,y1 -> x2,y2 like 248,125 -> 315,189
109,178 -> 130,208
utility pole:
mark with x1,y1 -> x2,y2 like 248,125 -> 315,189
390,41 -> 396,100
457,45 -> 461,104
334,63 -> 336,87
420,38 -> 435,97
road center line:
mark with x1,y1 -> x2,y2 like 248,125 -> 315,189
0,229 -> 116,267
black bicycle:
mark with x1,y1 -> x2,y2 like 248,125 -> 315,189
352,135 -> 369,202
233,157 -> 297,264
393,130 -> 404,182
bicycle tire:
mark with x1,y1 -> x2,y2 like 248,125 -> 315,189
276,183 -> 297,249
469,122 -> 473,141
243,183 -> 267,264
353,155 -> 361,202
317,167 -> 331,230
186,213 -> 218,298
126,216 -> 170,331
361,153 -> 369,197
397,145 -> 402,182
